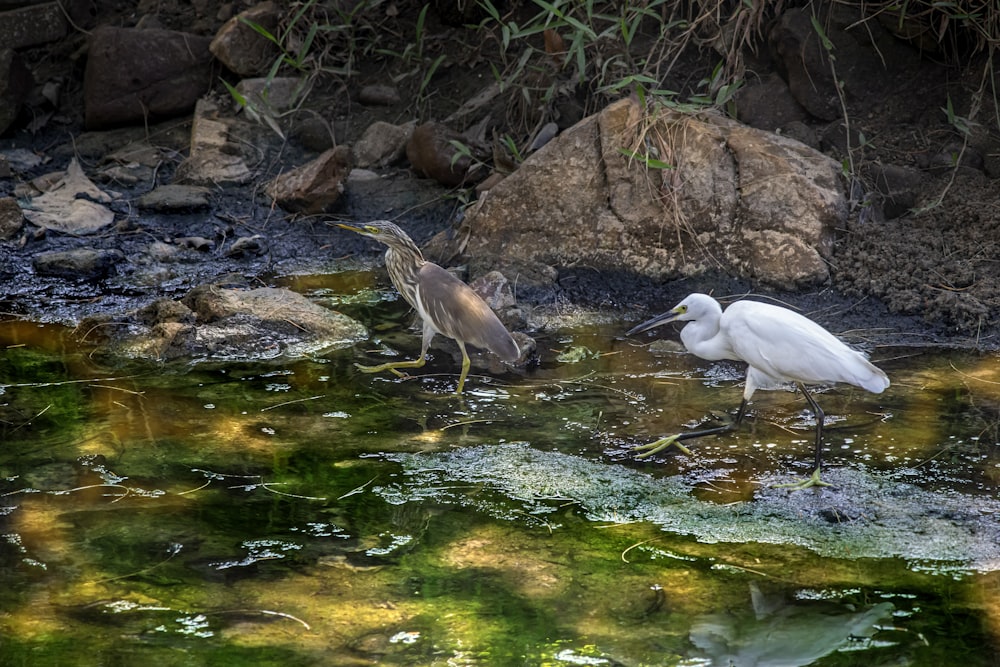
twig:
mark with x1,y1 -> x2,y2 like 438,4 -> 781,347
260,395 -> 325,411
621,537 -> 661,563
337,476 -> 376,500
259,482 -> 327,501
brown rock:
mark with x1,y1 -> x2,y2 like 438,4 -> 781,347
84,26 -> 213,129
735,73 -> 809,131
209,1 -> 281,77
82,285 -> 368,361
33,248 -> 125,280
768,8 -> 839,121
136,184 -> 212,211
406,122 -> 474,187
865,163 -> 927,219
265,146 -> 352,214
137,298 -> 196,326
463,97 -> 847,290
0,196 -> 23,240
175,98 -> 253,185
353,120 -> 414,168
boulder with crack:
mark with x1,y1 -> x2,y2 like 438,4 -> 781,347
462,97 -> 848,290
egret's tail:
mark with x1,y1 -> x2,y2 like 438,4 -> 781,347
862,369 -> 890,393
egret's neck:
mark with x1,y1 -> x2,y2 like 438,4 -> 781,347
680,318 -> 734,361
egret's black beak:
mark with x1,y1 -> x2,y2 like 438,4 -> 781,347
627,308 -> 681,336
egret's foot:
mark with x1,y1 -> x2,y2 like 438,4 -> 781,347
773,467 -> 832,491
633,435 -> 693,459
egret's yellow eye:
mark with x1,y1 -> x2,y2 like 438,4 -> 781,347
677,305 -> 687,314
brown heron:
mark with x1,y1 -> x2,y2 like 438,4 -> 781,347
627,293 -> 889,489
337,220 -> 520,394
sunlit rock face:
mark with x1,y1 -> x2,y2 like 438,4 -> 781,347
463,97 -> 846,291
76,285 -> 367,362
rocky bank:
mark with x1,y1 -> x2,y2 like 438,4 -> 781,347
0,0 -> 999,360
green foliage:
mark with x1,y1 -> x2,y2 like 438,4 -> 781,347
215,0 -> 1000,153
218,1 -> 778,152
942,94 -> 973,136
468,0 -> 768,145
617,147 -> 673,170
417,53 -> 447,111
223,0 -> 388,135
501,134 -> 524,163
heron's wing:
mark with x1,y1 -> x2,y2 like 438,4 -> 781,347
724,301 -> 887,392
415,263 -> 520,361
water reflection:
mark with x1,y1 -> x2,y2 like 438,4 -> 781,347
684,582 -> 897,666
1,319 -> 1000,664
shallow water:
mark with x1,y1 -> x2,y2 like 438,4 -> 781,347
2,289 -> 1000,666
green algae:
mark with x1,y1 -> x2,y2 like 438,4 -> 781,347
2,319 -> 1000,665
378,442 -> 1000,573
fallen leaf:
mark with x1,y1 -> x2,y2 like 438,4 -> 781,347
22,158 -> 115,234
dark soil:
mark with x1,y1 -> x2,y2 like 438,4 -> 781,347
2,0 -> 1000,350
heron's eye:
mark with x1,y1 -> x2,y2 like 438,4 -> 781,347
678,305 -> 687,314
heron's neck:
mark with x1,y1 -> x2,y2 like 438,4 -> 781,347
384,246 -> 424,309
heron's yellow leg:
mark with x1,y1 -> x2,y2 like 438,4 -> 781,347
455,348 -> 471,395
355,356 -> 427,377
633,435 -> 693,459
773,467 -> 832,491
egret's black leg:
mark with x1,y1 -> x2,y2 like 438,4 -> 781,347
774,383 -> 832,490
634,399 -> 749,459
799,383 -> 825,471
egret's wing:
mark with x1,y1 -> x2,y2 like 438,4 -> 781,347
415,263 -> 520,361
723,301 -> 887,391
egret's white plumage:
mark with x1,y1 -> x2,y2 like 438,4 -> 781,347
627,293 -> 889,488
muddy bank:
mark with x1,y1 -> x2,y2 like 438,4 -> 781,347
0,0 -> 998,356
0,149 -> 983,356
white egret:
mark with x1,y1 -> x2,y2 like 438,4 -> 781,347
626,293 -> 889,489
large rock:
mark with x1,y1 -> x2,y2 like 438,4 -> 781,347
76,286 -> 368,362
84,26 -> 213,129
463,97 -> 847,290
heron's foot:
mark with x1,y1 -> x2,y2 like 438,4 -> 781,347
773,467 -> 831,491
354,360 -> 422,378
633,435 -> 693,459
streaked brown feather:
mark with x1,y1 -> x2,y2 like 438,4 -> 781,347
417,263 -> 519,361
